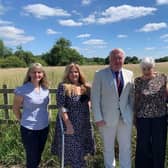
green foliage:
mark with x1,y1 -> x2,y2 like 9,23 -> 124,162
29,56 -> 48,66
85,57 -> 105,65
2,122 -> 167,168
0,38 -> 168,68
43,37 -> 84,66
105,56 -> 109,64
0,40 -> 5,57
0,56 -> 27,68
0,123 -> 104,168
0,123 -> 25,165
14,46 -> 36,65
124,56 -> 140,64
155,56 -> 168,62
0,39 -> 13,58
105,56 -> 140,65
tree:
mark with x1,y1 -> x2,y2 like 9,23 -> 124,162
0,40 -> 5,57
0,39 -> 13,58
43,37 -> 84,65
155,56 -> 168,62
14,46 -> 35,65
85,57 -> 105,65
105,56 -> 109,64
124,56 -> 139,64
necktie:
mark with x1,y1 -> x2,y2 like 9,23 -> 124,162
115,71 -> 122,96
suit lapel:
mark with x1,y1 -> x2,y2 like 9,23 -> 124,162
106,67 -> 114,86
120,68 -> 128,96
106,67 -> 118,96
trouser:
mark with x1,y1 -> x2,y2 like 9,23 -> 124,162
99,118 -> 132,168
135,116 -> 167,168
20,126 -> 49,168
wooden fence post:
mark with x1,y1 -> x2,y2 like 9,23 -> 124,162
3,84 -> 9,120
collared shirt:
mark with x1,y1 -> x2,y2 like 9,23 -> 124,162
14,82 -> 49,130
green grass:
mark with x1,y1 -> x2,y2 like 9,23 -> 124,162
0,63 -> 168,167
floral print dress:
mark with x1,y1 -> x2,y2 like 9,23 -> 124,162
51,83 -> 95,168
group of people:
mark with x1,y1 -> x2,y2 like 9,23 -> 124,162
12,48 -> 168,168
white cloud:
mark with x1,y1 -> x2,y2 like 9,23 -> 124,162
163,39 -> 168,42
138,22 -> 167,32
82,14 -> 96,24
71,10 -> 81,16
160,34 -> 168,39
59,19 -> 83,26
145,47 -> 155,50
117,34 -> 128,38
82,0 -> 92,5
23,3 -> 70,18
160,34 -> 168,42
77,33 -> 91,38
0,26 -> 34,46
0,19 -> 12,25
46,28 -> 61,35
156,0 -> 168,5
58,5 -> 156,27
83,39 -> 107,46
96,5 -> 156,24
127,48 -> 132,50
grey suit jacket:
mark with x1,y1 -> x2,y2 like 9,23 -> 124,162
91,67 -> 134,126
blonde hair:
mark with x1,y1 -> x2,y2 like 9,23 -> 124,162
23,63 -> 49,89
62,63 -> 89,96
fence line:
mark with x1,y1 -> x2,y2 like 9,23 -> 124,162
0,84 -> 57,123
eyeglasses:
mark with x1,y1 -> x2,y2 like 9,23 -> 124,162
142,67 -> 152,71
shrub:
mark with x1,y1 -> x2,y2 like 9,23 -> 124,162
0,56 -> 27,68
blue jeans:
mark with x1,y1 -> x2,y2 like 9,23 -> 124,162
20,126 -> 49,168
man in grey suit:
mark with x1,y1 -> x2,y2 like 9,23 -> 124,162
91,48 -> 134,168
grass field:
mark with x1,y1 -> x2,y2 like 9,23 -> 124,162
0,63 -> 168,168
0,62 -> 168,88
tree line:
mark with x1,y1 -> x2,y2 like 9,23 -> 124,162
0,38 -> 167,68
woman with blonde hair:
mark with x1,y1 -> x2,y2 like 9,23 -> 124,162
51,63 -> 95,168
13,63 -> 49,168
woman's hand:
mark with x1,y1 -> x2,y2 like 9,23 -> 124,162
65,123 -> 74,135
61,111 -> 74,135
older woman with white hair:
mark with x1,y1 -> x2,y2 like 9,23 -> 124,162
134,57 -> 168,168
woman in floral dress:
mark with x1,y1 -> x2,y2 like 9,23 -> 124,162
51,63 -> 95,168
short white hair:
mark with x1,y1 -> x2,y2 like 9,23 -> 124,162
109,48 -> 125,57
140,57 -> 155,69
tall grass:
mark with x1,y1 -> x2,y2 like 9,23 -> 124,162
0,63 -> 168,167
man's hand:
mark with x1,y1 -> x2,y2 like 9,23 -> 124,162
95,120 -> 106,127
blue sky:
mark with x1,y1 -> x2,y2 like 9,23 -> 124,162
0,0 -> 168,58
